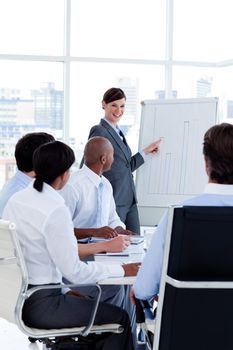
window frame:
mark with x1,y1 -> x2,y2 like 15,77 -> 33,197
0,0 -> 232,145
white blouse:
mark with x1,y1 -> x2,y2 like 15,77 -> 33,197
3,182 -> 123,285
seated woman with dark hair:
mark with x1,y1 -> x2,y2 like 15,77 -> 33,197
3,140 -> 135,350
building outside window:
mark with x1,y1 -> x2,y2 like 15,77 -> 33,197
0,0 -> 233,187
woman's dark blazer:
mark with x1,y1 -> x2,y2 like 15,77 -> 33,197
87,118 -> 144,210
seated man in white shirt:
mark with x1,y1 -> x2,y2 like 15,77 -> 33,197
131,122 -> 233,303
60,136 -> 134,241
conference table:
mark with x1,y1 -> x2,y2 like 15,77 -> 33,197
95,241 -> 145,285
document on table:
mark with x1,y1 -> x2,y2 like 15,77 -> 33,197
95,252 -> 130,257
90,236 -> 144,245
94,240 -> 145,265
95,241 -> 144,256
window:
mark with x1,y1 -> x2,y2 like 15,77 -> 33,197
172,66 -> 216,99
1,0 -> 233,188
173,0 -> 233,61
71,0 -> 166,59
0,61 -> 63,184
70,62 -> 164,163
0,0 -> 64,55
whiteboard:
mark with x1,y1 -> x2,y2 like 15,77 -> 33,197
136,98 -> 218,209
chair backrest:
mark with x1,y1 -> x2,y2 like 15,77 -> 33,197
0,219 -> 27,323
153,206 -> 233,350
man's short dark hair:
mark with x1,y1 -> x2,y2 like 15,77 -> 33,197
15,132 -> 55,172
203,123 -> 233,184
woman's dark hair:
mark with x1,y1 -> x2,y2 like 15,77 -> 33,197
203,123 -> 233,184
102,87 -> 126,104
33,141 -> 75,192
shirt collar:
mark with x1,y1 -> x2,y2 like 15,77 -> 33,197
15,170 -> 33,186
82,164 -> 102,188
203,183 -> 233,195
103,117 -> 120,135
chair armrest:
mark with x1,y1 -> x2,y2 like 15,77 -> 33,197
23,283 -> 102,337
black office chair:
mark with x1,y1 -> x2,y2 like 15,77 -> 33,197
0,219 -> 123,350
153,205 -> 233,350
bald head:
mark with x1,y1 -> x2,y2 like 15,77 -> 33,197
84,137 -> 114,170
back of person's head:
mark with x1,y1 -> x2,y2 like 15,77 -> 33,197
15,132 -> 55,172
84,136 -> 113,166
102,87 -> 126,104
33,141 -> 75,192
203,123 -> 233,184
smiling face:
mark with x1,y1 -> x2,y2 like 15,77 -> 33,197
102,98 -> 126,125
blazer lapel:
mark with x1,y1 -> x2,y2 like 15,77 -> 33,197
100,119 -> 131,160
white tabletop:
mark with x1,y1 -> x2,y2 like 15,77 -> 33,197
98,276 -> 136,285
95,242 -> 145,285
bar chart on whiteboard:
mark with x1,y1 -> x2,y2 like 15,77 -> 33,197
136,98 -> 218,208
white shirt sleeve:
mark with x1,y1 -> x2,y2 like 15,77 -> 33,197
43,205 -> 124,284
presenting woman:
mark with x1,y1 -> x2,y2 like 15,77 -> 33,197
86,87 -> 161,234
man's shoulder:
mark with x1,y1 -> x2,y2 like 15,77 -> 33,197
101,175 -> 112,188
182,193 -> 215,206
63,170 -> 89,197
0,177 -> 15,197
69,168 -> 87,184
1,173 -> 22,191
60,179 -> 80,198
2,170 -> 31,192
0,174 -> 28,203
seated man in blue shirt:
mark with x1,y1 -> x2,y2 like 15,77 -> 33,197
131,122 -> 233,302
0,132 -> 54,217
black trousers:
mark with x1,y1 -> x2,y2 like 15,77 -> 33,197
22,287 -> 134,350
63,282 -> 136,348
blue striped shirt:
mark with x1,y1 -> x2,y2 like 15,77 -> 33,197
0,170 -> 32,217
